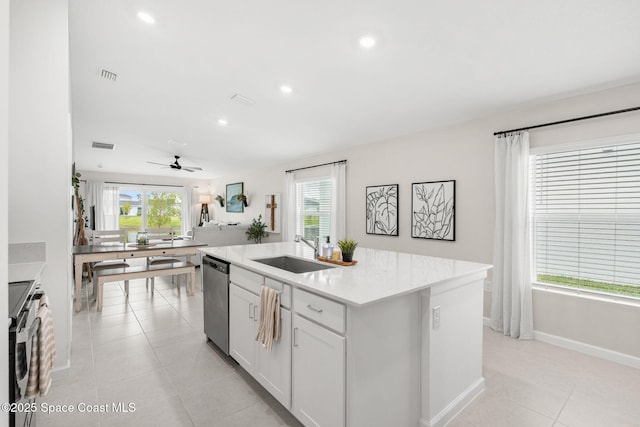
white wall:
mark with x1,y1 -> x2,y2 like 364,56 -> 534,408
9,0 -> 71,369
211,82 -> 640,360
0,0 -> 9,423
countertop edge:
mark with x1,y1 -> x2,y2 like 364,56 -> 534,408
8,261 -> 46,284
200,245 -> 492,307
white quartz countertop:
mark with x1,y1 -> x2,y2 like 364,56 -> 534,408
8,262 -> 46,283
199,242 -> 491,306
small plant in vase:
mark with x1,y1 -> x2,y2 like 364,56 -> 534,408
236,193 -> 248,207
246,215 -> 268,243
337,239 -> 358,263
215,195 -> 224,207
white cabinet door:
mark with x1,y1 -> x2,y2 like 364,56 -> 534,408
255,307 -> 292,409
229,283 -> 258,372
292,314 -> 345,427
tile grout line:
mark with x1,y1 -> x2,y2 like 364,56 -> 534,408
84,276 -> 103,427
553,387 -> 574,426
135,279 -> 199,427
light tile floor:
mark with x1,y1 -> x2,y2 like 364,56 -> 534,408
39,271 -> 640,427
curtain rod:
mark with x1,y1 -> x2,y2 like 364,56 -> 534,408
105,181 -> 184,188
285,159 -> 347,174
493,106 -> 640,136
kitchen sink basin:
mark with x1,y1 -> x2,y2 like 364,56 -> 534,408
252,256 -> 335,274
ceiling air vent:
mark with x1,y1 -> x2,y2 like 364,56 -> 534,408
92,141 -> 115,150
230,93 -> 256,107
100,68 -> 118,82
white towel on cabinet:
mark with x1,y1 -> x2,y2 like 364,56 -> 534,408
255,286 -> 281,351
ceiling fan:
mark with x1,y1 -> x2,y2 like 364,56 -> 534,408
147,155 -> 203,173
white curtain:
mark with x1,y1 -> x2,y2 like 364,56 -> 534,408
330,162 -> 346,242
102,184 -> 120,231
283,172 -> 297,242
86,181 -> 104,229
181,187 -> 197,235
490,131 -> 534,339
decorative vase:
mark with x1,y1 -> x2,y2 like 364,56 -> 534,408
136,231 -> 149,245
342,252 -> 353,263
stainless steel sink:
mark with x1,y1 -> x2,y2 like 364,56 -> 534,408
252,256 -> 335,274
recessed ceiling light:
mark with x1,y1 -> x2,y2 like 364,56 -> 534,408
167,138 -> 187,147
280,85 -> 293,95
137,11 -> 155,24
217,118 -> 228,126
359,36 -> 377,49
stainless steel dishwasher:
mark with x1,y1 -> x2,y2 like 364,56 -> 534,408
202,255 -> 230,355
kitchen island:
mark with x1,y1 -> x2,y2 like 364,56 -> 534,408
200,242 -> 491,427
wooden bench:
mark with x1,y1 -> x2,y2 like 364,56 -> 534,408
94,261 -> 196,311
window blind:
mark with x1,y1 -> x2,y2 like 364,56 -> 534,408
533,142 -> 640,294
295,178 -> 332,241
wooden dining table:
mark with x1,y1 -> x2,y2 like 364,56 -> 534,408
72,239 -> 207,311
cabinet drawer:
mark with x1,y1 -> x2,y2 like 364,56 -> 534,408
265,277 -> 291,309
125,249 -> 178,258
293,288 -> 345,334
230,266 -> 264,294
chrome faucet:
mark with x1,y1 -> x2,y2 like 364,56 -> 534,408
295,234 -> 320,259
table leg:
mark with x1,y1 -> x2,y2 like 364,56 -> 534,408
74,257 -> 83,312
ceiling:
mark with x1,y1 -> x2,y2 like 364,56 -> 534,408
70,0 -> 640,179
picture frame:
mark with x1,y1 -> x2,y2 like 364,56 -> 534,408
226,182 -> 244,213
366,184 -> 399,236
411,180 -> 455,241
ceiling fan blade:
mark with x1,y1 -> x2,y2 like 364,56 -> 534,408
182,167 -> 197,172
182,166 -> 203,171
147,161 -> 168,166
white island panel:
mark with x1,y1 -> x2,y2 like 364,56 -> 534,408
202,242 -> 491,427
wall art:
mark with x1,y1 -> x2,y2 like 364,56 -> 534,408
411,180 -> 455,241
264,193 -> 281,233
226,182 -> 244,213
366,184 -> 399,236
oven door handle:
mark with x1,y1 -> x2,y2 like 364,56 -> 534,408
16,317 -> 40,345
15,316 -> 40,399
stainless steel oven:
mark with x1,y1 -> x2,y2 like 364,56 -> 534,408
9,280 -> 41,427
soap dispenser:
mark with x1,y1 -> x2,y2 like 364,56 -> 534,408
325,236 -> 333,259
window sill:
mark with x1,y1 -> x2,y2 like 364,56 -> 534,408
532,282 -> 640,308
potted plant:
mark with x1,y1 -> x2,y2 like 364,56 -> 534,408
236,193 -> 248,207
215,194 -> 224,207
337,239 -> 358,263
246,215 -> 268,243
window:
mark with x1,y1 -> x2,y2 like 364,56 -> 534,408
294,178 -> 332,240
118,187 -> 183,234
532,142 -> 640,298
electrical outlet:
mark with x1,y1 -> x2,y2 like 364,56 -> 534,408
433,306 -> 441,329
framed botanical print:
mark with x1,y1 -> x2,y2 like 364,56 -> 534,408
366,184 -> 398,236
411,180 -> 455,241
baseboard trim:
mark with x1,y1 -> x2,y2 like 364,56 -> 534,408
534,331 -> 640,369
420,377 -> 485,427
483,316 -> 640,369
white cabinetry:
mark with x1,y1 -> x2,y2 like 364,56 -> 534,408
292,313 -> 345,427
255,306 -> 291,408
229,283 -> 259,372
229,267 -> 291,409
